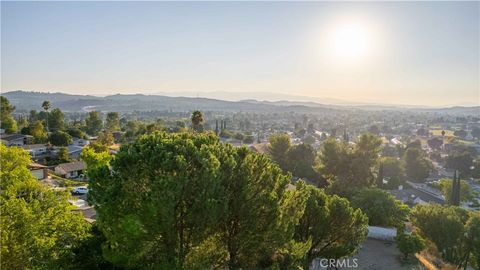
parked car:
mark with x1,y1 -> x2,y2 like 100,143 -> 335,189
71,186 -> 88,195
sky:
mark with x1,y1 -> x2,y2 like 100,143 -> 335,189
1,1 -> 479,106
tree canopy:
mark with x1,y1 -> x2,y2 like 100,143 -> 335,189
403,147 -> 432,182
0,144 -> 91,270
30,120 -> 48,143
0,96 -> 18,133
438,178 -> 474,204
351,188 -> 409,228
191,110 -> 204,132
294,182 -> 368,268
268,133 -> 291,170
377,157 -> 406,189
84,132 -> 371,269
411,204 -> 478,268
105,112 -> 120,132
85,111 -> 103,136
395,232 -> 425,260
318,134 -> 382,196
49,130 -> 73,146
48,108 -> 65,131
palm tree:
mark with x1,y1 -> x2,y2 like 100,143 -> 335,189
42,100 -> 51,132
191,110 -> 203,132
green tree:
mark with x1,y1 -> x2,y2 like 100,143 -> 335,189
411,204 -> 470,268
87,132 -> 228,268
0,96 -> 18,133
268,133 -> 291,170
97,131 -> 114,146
69,224 -> 117,270
105,112 -> 120,132
17,116 -> 28,130
191,110 -> 204,132
318,134 -> 382,196
352,188 -> 409,228
84,132 -> 313,269
42,100 -> 51,132
0,144 -> 90,270
81,146 -> 112,172
465,212 -> 480,269
58,146 -> 70,163
445,149 -> 475,178
29,110 -> 39,123
216,147 -> 298,269
66,127 -> 87,139
395,232 -> 425,259
286,143 -> 318,181
438,178 -> 474,204
49,108 -> 65,131
30,120 -> 48,143
49,130 -> 73,146
377,157 -> 406,189
404,147 -> 432,182
123,120 -> 142,141
317,138 -> 349,180
85,111 -> 103,136
351,134 -> 383,185
294,182 -> 368,268
304,135 -> 315,145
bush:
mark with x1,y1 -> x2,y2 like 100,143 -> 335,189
396,232 -> 425,259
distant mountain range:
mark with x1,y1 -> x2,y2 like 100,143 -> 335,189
2,90 -> 479,115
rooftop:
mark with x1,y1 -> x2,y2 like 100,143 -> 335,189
56,161 -> 86,173
0,133 -> 31,141
20,144 -> 47,150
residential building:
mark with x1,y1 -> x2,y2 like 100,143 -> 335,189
67,145 -> 83,159
20,144 -> 48,158
28,162 -> 48,180
389,187 -> 444,207
72,138 -> 90,147
55,161 -> 86,179
1,133 -> 32,146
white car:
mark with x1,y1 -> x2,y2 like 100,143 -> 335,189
71,186 -> 88,195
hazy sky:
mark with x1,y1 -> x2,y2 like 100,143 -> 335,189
2,1 -> 479,106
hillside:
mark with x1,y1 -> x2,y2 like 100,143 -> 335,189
2,90 -> 478,115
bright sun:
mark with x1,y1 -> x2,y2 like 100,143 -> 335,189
322,20 -> 375,65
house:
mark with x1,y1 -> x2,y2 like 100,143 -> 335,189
72,138 -> 90,147
55,161 -> 86,179
20,144 -> 48,158
28,162 -> 48,180
388,187 -> 444,207
1,133 -> 32,146
67,145 -> 83,159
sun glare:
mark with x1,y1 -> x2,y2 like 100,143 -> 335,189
320,19 -> 377,66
